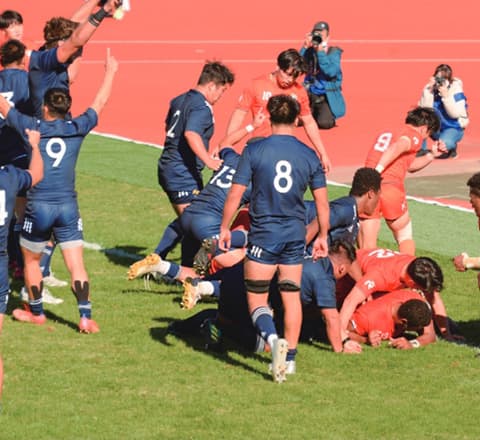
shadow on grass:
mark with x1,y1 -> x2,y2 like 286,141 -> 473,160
149,315 -> 271,381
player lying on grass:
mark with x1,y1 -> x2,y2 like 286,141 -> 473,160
339,248 -> 462,342
346,289 -> 436,349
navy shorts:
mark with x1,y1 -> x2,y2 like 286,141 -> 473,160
246,240 -> 305,265
180,210 -> 219,241
21,199 -> 83,252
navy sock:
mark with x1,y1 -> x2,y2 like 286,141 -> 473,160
251,306 -> 276,342
78,301 -> 92,319
211,280 -> 221,299
165,262 -> 181,279
286,348 -> 297,362
40,243 -> 55,277
154,219 -> 183,258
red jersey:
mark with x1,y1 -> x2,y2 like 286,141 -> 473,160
365,125 -> 423,185
236,73 -> 311,137
351,289 -> 425,338
355,248 -> 415,298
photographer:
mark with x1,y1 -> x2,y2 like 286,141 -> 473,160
300,21 -> 345,129
418,64 -> 469,159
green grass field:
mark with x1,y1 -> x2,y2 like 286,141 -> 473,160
1,134 -> 480,439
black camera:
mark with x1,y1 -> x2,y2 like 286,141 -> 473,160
434,76 -> 446,87
311,33 -> 323,46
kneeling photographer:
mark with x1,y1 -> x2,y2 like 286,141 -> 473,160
300,21 -> 345,129
418,64 -> 469,159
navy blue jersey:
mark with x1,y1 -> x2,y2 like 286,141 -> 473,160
234,134 -> 326,244
158,89 -> 214,191
28,48 -> 74,118
305,196 -> 358,247
186,147 -> 250,217
0,68 -> 31,164
299,257 -> 337,309
0,165 -> 32,249
6,107 -> 98,202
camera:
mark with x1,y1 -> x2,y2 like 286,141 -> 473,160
434,76 -> 446,87
311,33 -> 323,46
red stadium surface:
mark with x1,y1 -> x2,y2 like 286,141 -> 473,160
6,0 -> 480,178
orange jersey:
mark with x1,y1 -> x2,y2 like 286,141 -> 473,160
351,289 -> 425,338
355,248 -> 415,298
365,125 -> 423,185
236,72 -> 311,137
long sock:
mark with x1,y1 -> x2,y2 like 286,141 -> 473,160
154,219 -> 183,258
198,280 -> 221,298
72,280 -> 92,319
28,283 -> 44,316
13,223 -> 23,269
40,243 -> 55,277
286,348 -> 297,362
251,306 -> 277,343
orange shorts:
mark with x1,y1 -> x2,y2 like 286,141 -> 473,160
361,182 -> 407,221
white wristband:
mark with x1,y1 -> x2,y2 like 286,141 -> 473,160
375,164 -> 384,174
410,339 -> 421,348
245,124 -> 254,133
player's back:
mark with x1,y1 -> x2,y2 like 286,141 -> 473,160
365,125 -> 422,184
236,135 -> 324,243
28,48 -> 70,118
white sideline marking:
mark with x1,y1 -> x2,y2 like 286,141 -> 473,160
80,135 -> 475,258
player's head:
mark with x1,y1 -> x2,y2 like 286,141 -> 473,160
267,94 -> 300,126
43,17 -> 79,50
197,61 -> 235,105
467,172 -> 480,218
349,167 -> 382,216
276,49 -> 306,88
0,10 -> 24,41
405,257 -> 444,294
43,88 -> 72,119
328,239 -> 357,280
0,39 -> 25,67
397,298 -> 432,332
405,106 -> 440,137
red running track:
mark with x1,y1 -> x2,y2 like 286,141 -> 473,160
7,0 -> 480,171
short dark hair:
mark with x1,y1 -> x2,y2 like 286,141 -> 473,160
43,88 -> 72,118
267,94 -> 300,125
349,167 -> 382,197
0,10 -> 23,30
329,239 -> 357,263
43,17 -> 79,49
197,61 -> 234,86
398,299 -> 432,330
405,106 -> 440,135
406,257 -> 444,294
277,49 -> 306,77
467,173 -> 480,197
0,39 -> 25,67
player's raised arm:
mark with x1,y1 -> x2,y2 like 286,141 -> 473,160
91,49 -> 119,115
25,129 -> 43,186
57,0 -> 122,63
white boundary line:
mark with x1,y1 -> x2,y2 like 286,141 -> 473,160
90,130 -> 475,214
